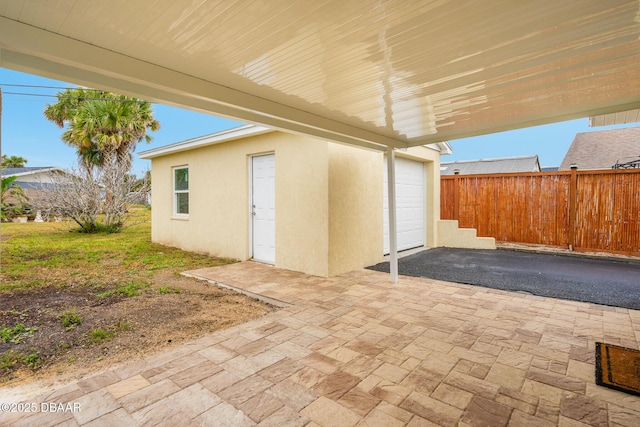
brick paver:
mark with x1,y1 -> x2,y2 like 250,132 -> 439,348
2,261 -> 640,426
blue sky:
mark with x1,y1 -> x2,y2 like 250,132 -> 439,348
0,68 -> 241,176
1,68 -> 637,175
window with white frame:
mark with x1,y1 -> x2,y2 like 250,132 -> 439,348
173,166 -> 189,215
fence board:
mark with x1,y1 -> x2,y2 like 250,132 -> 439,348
441,169 -> 640,256
574,171 -> 640,254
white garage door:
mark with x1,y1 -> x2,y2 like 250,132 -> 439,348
383,157 -> 426,254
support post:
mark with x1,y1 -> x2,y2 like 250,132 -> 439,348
386,147 -> 398,283
568,164 -> 578,251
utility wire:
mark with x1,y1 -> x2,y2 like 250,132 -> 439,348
0,89 -> 155,103
2,91 -> 65,98
0,83 -> 101,90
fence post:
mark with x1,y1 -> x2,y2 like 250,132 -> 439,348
453,169 -> 460,221
569,164 -> 578,251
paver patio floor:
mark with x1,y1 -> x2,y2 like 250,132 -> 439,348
2,261 -> 640,426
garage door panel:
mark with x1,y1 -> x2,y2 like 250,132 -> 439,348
383,157 -> 426,254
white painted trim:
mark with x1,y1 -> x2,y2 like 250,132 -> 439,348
172,165 -> 189,217
420,141 -> 453,155
140,125 -> 272,159
435,142 -> 453,155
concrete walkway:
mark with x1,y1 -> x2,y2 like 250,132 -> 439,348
2,262 -> 640,426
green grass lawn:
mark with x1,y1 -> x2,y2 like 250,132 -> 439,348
0,208 -> 276,383
0,207 -> 235,292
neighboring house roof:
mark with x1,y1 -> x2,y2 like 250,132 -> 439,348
440,155 -> 541,176
541,167 -> 559,172
139,124 -> 453,159
2,167 -> 69,192
11,181 -> 58,190
559,126 -> 640,170
1,167 -> 63,177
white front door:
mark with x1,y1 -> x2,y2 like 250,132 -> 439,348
383,156 -> 426,254
251,154 -> 275,264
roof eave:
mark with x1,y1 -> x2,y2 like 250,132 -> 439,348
138,124 -> 273,159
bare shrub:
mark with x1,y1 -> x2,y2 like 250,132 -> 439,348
32,162 -> 149,233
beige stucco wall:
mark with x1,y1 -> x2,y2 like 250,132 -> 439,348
149,132 -> 449,277
274,136 -> 329,276
327,144 -> 384,276
150,132 -> 331,276
326,143 -> 443,273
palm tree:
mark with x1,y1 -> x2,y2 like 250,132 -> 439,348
44,89 -> 160,171
43,88 -> 160,232
1,155 -> 28,168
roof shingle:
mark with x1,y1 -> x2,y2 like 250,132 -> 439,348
441,155 -> 541,175
559,126 -> 640,170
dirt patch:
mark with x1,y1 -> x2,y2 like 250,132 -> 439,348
0,270 -> 277,387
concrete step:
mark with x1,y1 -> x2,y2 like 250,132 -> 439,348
437,220 -> 496,250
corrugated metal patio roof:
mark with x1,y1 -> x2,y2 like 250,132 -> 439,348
2,1 -> 640,151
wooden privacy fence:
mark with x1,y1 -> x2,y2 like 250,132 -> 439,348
441,169 -> 640,256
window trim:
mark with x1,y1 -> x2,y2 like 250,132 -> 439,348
173,165 -> 189,217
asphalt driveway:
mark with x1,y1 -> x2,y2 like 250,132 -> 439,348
368,247 -> 640,310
